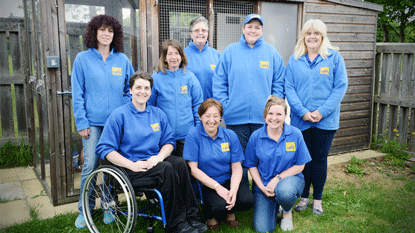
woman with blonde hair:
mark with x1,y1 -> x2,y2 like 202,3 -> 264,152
244,95 -> 311,232
285,19 -> 348,215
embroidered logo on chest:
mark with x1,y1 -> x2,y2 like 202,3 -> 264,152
260,61 -> 269,69
181,86 -> 188,94
150,123 -> 160,132
210,64 -> 216,70
221,142 -> 230,152
320,67 -> 329,75
286,142 -> 296,151
112,67 -> 122,76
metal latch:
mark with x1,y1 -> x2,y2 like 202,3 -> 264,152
57,90 -> 72,96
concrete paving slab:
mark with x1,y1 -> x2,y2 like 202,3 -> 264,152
14,167 -> 37,181
27,196 -> 55,220
0,181 -> 25,201
0,200 -> 31,229
0,169 -> 19,184
54,202 -> 78,216
328,150 -> 386,165
21,179 -> 45,200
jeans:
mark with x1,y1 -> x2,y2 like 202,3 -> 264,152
78,126 -> 103,215
227,124 -> 263,187
253,176 -> 305,233
301,127 -> 336,200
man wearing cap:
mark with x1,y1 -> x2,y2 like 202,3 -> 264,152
213,13 -> 285,167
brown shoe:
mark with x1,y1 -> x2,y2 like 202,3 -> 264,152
225,218 -> 239,228
206,219 -> 219,231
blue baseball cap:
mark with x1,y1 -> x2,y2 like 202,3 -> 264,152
244,14 -> 263,26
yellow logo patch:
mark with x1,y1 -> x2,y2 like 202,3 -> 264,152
181,86 -> 188,94
286,142 -> 296,151
210,64 -> 216,70
320,67 -> 329,75
150,123 -> 160,132
260,61 -> 269,69
112,67 -> 122,76
221,142 -> 230,152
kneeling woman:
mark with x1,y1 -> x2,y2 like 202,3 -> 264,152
244,95 -> 311,232
183,98 -> 255,231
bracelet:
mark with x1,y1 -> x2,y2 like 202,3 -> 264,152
214,183 -> 219,190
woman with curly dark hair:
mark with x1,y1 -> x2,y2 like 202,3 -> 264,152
71,14 -> 134,229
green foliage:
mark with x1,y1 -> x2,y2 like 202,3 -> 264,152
366,0 -> 415,42
0,138 -> 32,168
371,132 -> 411,167
345,156 -> 369,177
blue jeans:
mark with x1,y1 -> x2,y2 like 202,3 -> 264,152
227,124 -> 263,187
253,176 -> 305,233
78,126 -> 103,215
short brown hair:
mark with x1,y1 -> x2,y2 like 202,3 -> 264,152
129,71 -> 153,89
84,15 -> 124,52
157,39 -> 188,74
198,98 -> 223,117
263,95 -> 287,120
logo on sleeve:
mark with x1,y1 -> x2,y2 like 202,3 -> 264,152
181,86 -> 188,94
260,61 -> 269,69
221,142 -> 230,152
112,67 -> 122,76
150,123 -> 160,132
286,142 -> 296,151
320,67 -> 329,75
210,64 -> 216,70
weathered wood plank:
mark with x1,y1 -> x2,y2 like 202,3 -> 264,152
340,109 -> 370,121
0,32 -> 9,75
325,0 -> 383,12
14,84 -> 27,136
376,43 -> 415,54
327,24 -> 377,34
335,125 -> 370,138
68,35 -> 82,74
340,102 -> 371,112
344,59 -> 373,69
374,96 -> 415,108
306,2 -> 377,16
329,141 -> 369,155
331,134 -> 370,147
0,85 -> 15,138
340,51 -> 374,60
348,77 -> 372,86
398,54 -> 414,144
340,117 -> 370,129
342,93 -> 371,103
0,75 -> 25,84
9,32 -> 21,73
0,18 -> 24,31
329,33 -> 375,43
347,68 -> 373,77
333,42 -> 375,51
346,85 -> 372,95
305,13 -> 377,25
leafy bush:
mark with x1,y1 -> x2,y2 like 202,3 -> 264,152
371,132 -> 411,167
0,138 -> 32,168
346,156 -> 369,177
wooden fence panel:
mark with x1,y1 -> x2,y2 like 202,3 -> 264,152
373,43 -> 415,153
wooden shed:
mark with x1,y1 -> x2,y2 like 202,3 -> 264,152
9,0 -> 381,205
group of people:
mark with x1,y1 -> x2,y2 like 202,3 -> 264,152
72,12 -> 347,233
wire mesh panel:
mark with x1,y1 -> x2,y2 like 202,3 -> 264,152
213,0 -> 254,53
159,0 -> 206,50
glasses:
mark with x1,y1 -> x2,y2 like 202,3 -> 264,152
193,29 -> 208,33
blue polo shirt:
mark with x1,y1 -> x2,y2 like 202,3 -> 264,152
95,101 -> 176,162
243,124 -> 311,192
183,124 -> 244,184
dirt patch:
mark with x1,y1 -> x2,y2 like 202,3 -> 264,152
327,157 -> 415,188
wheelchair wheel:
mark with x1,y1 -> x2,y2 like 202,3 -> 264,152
82,165 -> 137,233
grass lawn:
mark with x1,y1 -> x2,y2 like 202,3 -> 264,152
5,157 -> 415,233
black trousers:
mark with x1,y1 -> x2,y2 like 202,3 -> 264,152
126,156 -> 199,232
201,179 -> 255,220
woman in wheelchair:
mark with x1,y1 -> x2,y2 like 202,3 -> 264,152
183,98 -> 255,231
95,71 -> 207,233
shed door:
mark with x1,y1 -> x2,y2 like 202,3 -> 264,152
262,2 -> 298,66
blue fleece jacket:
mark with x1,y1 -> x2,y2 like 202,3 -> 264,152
71,48 -> 134,131
212,35 -> 285,125
243,124 -> 311,192
95,102 -> 176,162
185,40 -> 220,100
148,68 -> 203,141
285,49 -> 348,131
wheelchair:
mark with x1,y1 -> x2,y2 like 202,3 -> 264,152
81,165 -> 167,233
